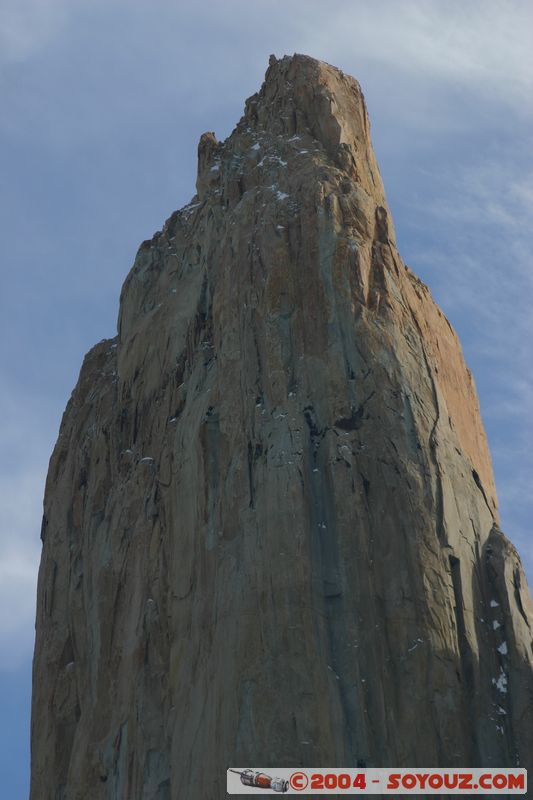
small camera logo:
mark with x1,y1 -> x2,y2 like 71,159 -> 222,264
229,769 -> 289,792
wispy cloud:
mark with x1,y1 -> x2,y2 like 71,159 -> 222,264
298,0 -> 533,120
4,1 -> 532,149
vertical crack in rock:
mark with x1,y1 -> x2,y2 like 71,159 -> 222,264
449,555 -> 478,759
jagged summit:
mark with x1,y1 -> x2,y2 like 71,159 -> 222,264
241,53 -> 370,156
202,53 -> 369,149
31,55 -> 533,798
195,53 -> 391,229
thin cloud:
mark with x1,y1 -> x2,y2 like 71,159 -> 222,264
298,0 -> 533,118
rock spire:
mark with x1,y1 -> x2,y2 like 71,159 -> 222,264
31,54 -> 533,799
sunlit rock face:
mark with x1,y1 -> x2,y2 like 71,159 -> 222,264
31,54 -> 533,799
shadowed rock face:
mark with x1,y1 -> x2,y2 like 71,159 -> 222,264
31,54 -> 533,799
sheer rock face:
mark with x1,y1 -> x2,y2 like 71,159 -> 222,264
31,54 -> 533,799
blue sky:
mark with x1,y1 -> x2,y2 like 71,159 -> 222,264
1,1 -> 532,795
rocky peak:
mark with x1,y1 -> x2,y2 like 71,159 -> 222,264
244,54 -> 368,155
31,54 -> 532,799
196,54 -> 392,237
